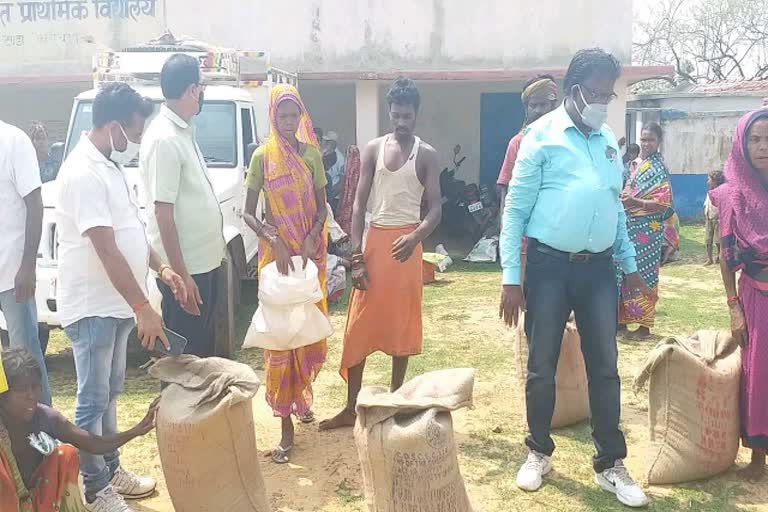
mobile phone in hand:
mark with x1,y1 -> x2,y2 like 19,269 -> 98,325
151,328 -> 188,357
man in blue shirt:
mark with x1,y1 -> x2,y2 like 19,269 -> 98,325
499,49 -> 650,508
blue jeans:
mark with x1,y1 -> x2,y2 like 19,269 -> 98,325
0,289 -> 51,405
65,316 -> 134,497
523,241 -> 627,473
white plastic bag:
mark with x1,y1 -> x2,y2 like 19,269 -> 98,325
243,256 -> 333,351
434,244 -> 454,271
464,237 -> 499,263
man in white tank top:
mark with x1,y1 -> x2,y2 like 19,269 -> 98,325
320,78 -> 442,431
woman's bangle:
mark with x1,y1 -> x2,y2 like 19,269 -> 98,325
256,225 -> 276,245
727,295 -> 740,307
158,264 -> 172,278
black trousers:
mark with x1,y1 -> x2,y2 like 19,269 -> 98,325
523,241 -> 627,473
157,267 -> 219,358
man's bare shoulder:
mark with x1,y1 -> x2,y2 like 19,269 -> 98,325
417,139 -> 438,155
365,136 -> 387,150
416,140 -> 439,167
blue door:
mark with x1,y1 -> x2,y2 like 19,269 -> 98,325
480,93 -> 525,185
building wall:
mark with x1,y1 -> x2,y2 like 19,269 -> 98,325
299,81 -> 357,149
0,82 -> 90,141
659,114 -> 737,175
637,95 -> 764,114
2,0 -> 632,79
628,94 -> 759,218
357,78 -> 629,184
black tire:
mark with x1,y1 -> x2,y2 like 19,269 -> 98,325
230,249 -> 242,307
0,326 -> 49,354
213,256 -> 237,359
38,324 -> 49,355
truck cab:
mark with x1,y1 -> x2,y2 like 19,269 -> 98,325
0,41 -> 291,357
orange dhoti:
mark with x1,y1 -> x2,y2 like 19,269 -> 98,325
340,225 -> 423,380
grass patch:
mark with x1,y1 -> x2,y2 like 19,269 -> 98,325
39,225 -> 767,511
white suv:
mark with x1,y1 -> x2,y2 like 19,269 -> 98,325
0,43 -> 286,357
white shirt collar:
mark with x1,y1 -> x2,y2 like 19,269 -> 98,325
161,104 -> 191,130
79,133 -> 121,171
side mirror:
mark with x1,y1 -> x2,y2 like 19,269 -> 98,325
47,142 -> 65,182
245,143 -> 258,168
244,142 -> 259,178
50,142 -> 64,164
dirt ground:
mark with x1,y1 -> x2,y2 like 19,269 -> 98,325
44,225 -> 768,511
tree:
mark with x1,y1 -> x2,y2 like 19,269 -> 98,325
634,0 -> 768,85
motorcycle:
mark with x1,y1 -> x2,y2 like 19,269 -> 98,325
438,145 -> 499,239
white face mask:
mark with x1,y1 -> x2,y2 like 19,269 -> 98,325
109,124 -> 140,165
576,85 -> 608,130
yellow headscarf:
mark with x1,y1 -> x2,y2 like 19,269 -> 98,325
263,84 -> 319,181
521,78 -> 558,104
0,351 -> 8,394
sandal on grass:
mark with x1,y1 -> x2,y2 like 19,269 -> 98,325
271,444 -> 293,464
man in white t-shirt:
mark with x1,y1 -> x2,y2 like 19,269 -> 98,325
56,83 -> 187,512
0,120 -> 49,405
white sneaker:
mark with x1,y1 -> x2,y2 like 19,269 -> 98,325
596,460 -> 650,508
110,467 -> 156,499
85,486 -> 134,512
516,450 -> 553,492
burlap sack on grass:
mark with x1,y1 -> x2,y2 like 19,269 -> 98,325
149,356 -> 270,512
634,330 -> 741,485
514,313 -> 590,428
354,368 -> 475,512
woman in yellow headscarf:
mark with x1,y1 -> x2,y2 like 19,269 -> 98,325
243,85 -> 328,464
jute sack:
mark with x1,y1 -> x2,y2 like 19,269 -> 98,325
634,330 -> 741,485
149,356 -> 270,512
354,368 -> 475,512
514,313 -> 590,428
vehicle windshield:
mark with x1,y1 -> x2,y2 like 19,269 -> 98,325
65,100 -> 237,167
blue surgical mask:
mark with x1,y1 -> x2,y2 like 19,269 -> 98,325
577,85 -> 608,130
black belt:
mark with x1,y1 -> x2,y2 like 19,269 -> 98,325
530,239 -> 613,263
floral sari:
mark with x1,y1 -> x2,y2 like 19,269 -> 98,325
256,85 -> 328,418
0,423 -> 86,512
618,152 -> 673,328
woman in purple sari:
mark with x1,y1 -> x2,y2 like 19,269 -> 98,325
713,110 -> 768,482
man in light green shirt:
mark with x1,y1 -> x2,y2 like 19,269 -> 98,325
139,54 -> 225,357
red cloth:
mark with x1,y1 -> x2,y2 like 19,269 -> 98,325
496,133 -> 523,186
337,145 -> 361,235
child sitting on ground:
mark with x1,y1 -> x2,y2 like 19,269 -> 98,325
0,348 -> 158,512
704,170 -> 726,266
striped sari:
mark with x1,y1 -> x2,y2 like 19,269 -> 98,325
618,152 -> 673,328
257,85 -> 328,418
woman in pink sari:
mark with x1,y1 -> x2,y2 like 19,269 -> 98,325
713,110 -> 768,482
